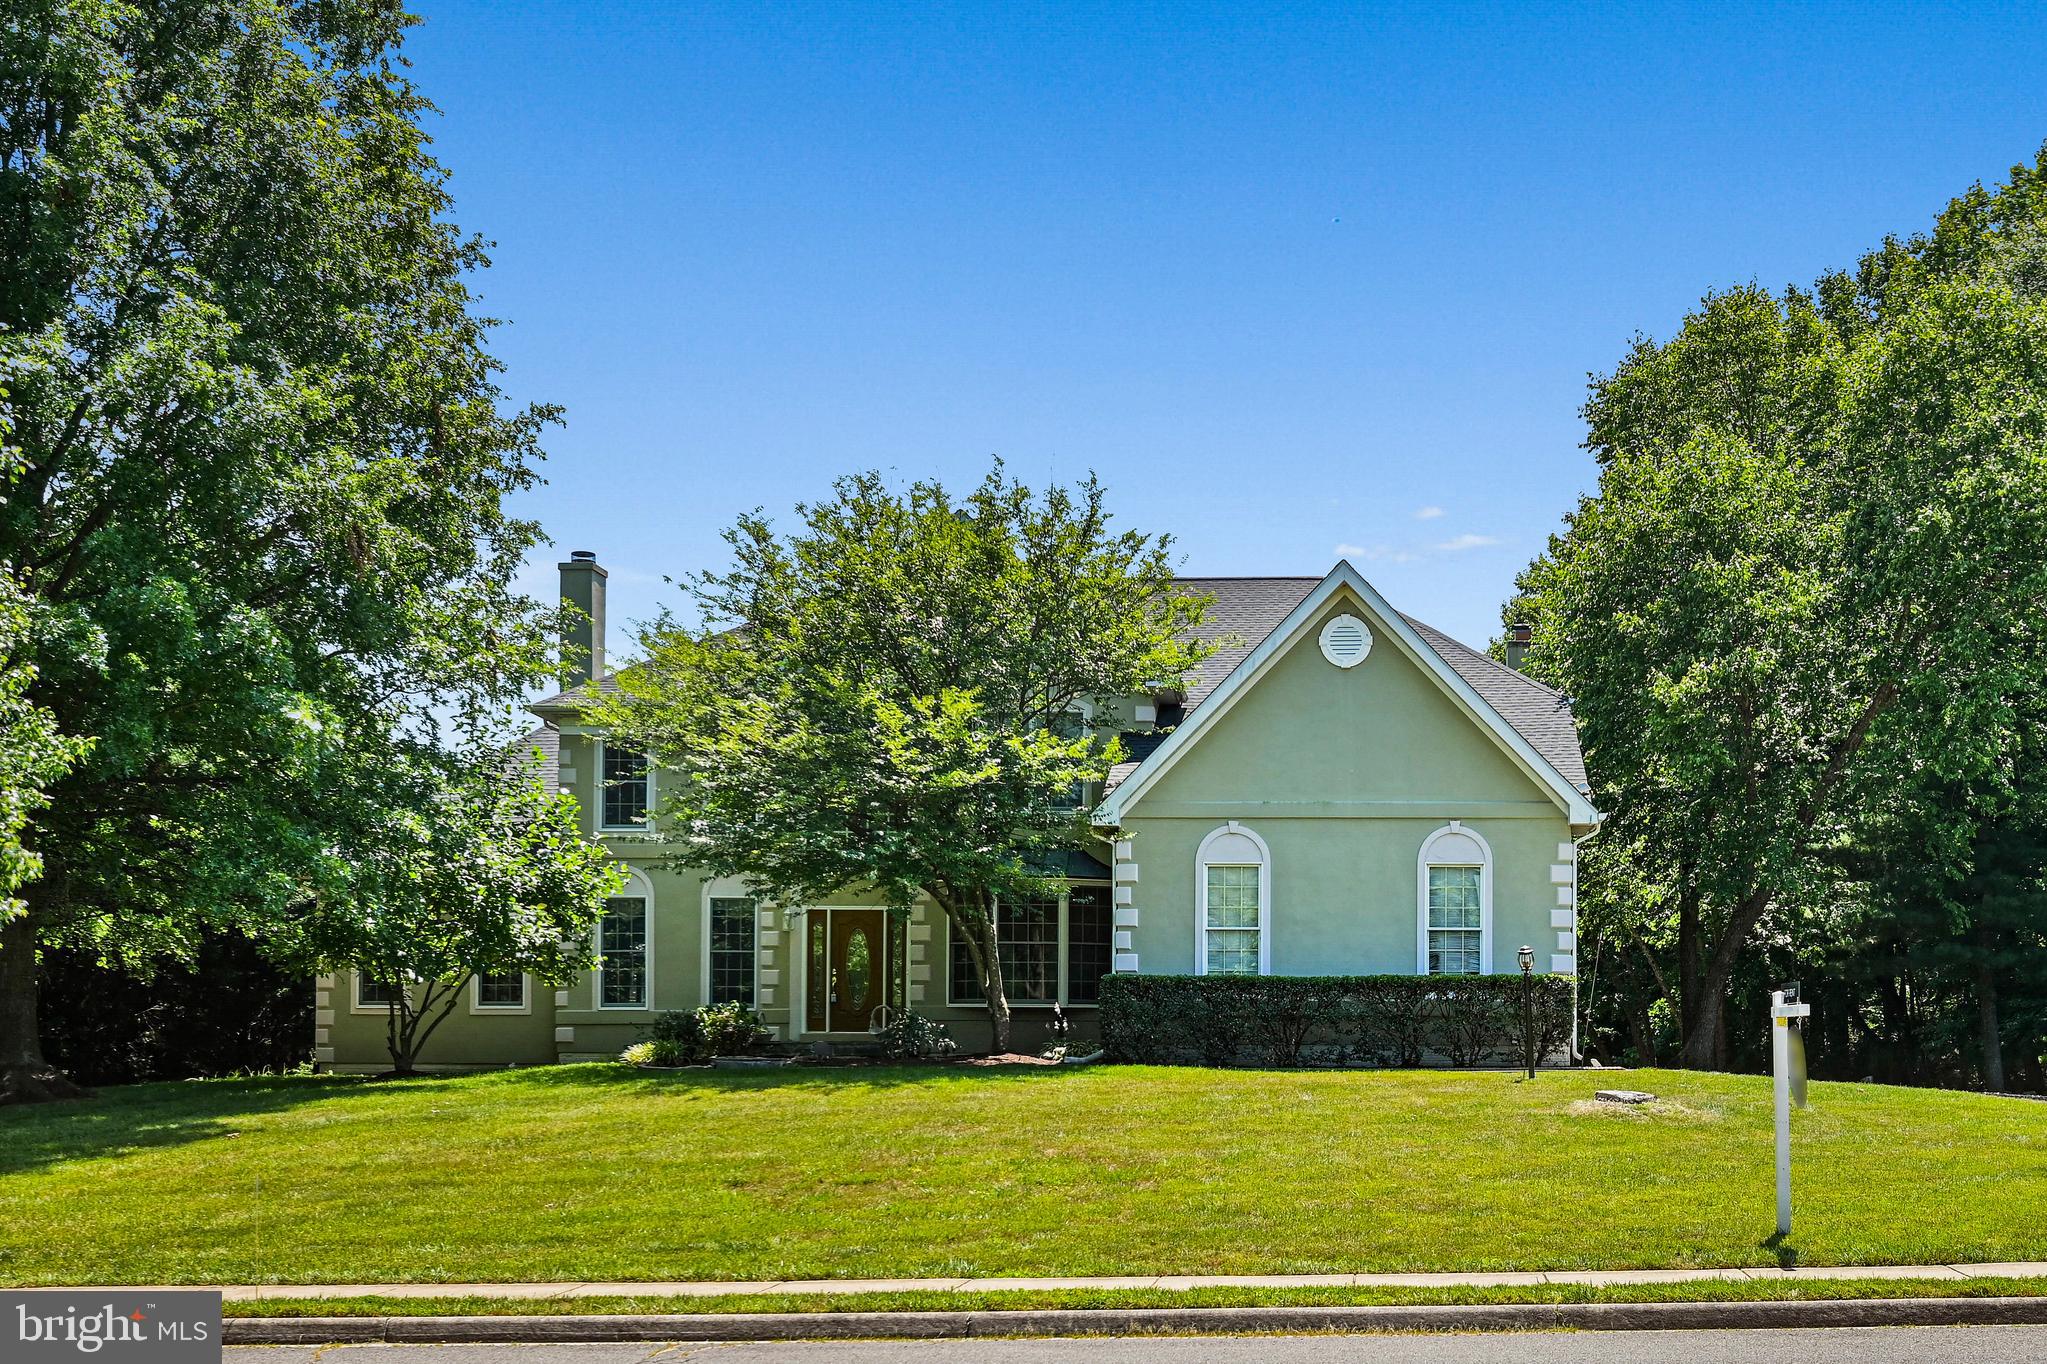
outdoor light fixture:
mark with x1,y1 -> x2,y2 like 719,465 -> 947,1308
1517,945 -> 1536,1079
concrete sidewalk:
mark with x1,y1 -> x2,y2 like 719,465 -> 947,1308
53,1261 -> 2047,1301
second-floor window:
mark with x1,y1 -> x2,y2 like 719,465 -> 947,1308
601,743 -> 650,828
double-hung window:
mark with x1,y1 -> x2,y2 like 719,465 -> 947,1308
355,973 -> 397,1008
708,896 -> 758,1005
948,885 -> 1113,1006
598,897 -> 649,1007
1426,866 -> 1483,975
601,744 -> 650,829
1202,865 -> 1263,975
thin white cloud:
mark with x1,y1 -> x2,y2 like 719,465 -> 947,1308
1435,533 -> 1501,553
1413,505 -> 1445,521
1335,543 -> 1419,564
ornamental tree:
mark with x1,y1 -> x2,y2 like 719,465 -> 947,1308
0,4 -> 561,1098
303,738 -> 626,1075
595,463 -> 1210,1054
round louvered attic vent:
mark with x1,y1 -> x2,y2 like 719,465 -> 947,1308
1318,613 -> 1373,668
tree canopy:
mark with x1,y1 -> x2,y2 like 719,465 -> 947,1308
595,463 -> 1209,1053
1514,147 -> 2047,1076
302,739 -> 626,1074
0,1 -> 567,1098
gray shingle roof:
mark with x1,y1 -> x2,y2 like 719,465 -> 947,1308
1401,617 -> 1588,791
531,674 -> 621,712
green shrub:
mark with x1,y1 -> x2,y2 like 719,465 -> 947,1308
644,1010 -> 709,1064
875,1010 -> 958,1060
1099,974 -> 1573,1069
697,1001 -> 774,1056
619,1038 -> 685,1067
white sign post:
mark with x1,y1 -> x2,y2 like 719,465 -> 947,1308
1770,987 -> 1812,1237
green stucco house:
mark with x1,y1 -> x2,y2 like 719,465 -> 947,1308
319,554 -> 1599,1069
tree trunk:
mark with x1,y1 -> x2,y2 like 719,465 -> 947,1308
1676,887 -> 1771,1070
1676,877 -> 1702,1048
1624,997 -> 1658,1066
975,912 -> 1014,1055
1977,956 -> 2005,1094
0,910 -> 93,1104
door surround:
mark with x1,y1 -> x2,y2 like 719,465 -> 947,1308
801,906 -> 905,1035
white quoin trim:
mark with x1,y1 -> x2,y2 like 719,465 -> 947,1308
1416,821 -> 1494,975
1194,821 -> 1272,976
1092,561 -> 1602,828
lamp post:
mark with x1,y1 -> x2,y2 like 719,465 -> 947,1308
1517,945 -> 1536,1079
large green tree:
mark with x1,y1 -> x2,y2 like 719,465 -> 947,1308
596,464 -> 1209,1054
0,2 -> 560,1099
1514,149 -> 2047,1071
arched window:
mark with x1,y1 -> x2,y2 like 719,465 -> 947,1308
596,865 -> 656,1008
1417,823 -> 1492,975
1196,822 -> 1270,976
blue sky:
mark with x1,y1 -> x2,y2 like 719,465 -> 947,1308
404,1 -> 2047,658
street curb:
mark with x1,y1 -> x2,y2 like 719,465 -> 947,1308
225,1296 -> 2047,1343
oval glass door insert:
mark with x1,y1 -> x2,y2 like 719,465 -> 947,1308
843,926 -> 872,1010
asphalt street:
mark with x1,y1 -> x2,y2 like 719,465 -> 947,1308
225,1324 -> 2047,1363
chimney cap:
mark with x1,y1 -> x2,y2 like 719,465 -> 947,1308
568,549 -> 598,563
1508,622 -> 1533,643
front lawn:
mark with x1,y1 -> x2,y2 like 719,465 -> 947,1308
2,1064 -> 2043,1285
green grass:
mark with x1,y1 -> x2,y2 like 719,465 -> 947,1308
3,1063 -> 2044,1286
226,1278 -> 2047,1317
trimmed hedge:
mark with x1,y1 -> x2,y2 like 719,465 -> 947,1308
1099,973 -> 1574,1068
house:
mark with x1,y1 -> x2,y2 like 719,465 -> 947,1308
318,553 -> 1598,1069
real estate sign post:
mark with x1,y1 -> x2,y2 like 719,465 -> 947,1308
1771,986 -> 1812,1236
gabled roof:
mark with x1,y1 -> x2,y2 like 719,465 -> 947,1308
1096,563 -> 1599,827
528,565 -> 1595,824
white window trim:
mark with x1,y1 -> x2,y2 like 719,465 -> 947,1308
1195,821 -> 1272,976
594,738 -> 656,832
1416,821 -> 1493,975
595,864 -> 657,1010
468,971 -> 532,1015
944,882 -> 1113,1009
701,876 -> 759,1007
350,971 -> 401,1015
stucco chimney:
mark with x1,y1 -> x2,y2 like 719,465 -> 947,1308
559,550 -> 607,690
1505,622 -> 1533,671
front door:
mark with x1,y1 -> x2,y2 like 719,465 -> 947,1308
806,909 -> 890,1033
